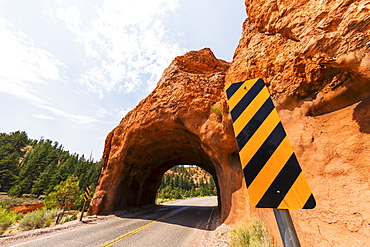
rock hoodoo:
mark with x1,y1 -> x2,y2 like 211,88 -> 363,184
88,48 -> 250,224
90,0 -> 370,246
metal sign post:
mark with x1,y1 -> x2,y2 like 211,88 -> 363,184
274,209 -> 301,247
225,78 -> 315,246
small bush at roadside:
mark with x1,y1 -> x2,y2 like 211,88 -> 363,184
228,217 -> 275,247
19,208 -> 59,230
0,206 -> 17,234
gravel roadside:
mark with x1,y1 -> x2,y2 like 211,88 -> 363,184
197,207 -> 232,247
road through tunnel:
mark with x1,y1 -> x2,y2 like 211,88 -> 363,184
112,122 -> 221,211
87,48 -> 250,224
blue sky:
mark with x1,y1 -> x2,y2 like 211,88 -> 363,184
0,0 -> 246,160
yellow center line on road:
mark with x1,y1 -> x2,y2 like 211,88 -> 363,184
99,215 -> 166,247
99,198 -> 216,247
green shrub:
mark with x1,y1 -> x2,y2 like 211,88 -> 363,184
0,206 -> 17,234
19,208 -> 59,230
229,217 -> 274,247
44,176 -> 80,210
210,104 -> 222,118
43,208 -> 60,226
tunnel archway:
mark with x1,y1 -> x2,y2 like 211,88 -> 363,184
112,121 -> 221,211
88,48 -> 250,224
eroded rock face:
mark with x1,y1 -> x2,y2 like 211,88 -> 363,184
90,0 -> 369,245
227,0 -> 370,246
229,0 -> 370,115
88,48 -> 249,224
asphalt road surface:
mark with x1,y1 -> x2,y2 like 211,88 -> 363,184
6,196 -> 217,247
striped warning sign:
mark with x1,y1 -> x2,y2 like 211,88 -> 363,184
225,78 -> 315,209
84,186 -> 91,201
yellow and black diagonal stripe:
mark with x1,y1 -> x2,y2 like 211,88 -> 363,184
226,78 -> 315,209
84,186 -> 91,201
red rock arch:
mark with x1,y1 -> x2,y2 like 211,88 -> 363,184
88,49 -> 250,224
112,121 -> 219,209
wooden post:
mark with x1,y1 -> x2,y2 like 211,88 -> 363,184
80,200 -> 87,221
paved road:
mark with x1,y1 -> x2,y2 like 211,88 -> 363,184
7,197 -> 217,247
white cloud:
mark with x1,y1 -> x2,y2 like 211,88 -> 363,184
96,107 -> 112,118
0,0 -> 185,138
55,6 -> 81,34
0,16 -> 66,107
0,81 -> 47,106
34,114 -> 57,120
0,16 -> 95,128
39,105 -> 99,125
52,0 -> 185,97
117,107 -> 132,117
0,17 -> 65,84
14,117 -> 32,124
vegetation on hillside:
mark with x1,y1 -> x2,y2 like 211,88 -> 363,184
157,165 -> 217,201
0,131 -> 101,235
0,131 -> 101,197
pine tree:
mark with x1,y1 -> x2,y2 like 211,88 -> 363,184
0,153 -> 19,191
0,131 -> 29,191
8,140 -> 52,196
31,163 -> 56,197
44,175 -> 80,210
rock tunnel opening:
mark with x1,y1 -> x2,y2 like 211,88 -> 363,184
112,121 -> 222,212
89,49 -> 249,224
156,165 -> 218,203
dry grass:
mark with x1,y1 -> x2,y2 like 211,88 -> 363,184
228,217 -> 275,247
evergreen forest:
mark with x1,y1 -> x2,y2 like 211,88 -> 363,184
157,165 -> 217,201
0,131 -> 101,197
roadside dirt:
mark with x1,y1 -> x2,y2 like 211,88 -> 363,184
197,207 -> 232,247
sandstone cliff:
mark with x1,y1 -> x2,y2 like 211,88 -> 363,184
90,0 -> 370,246
226,0 -> 370,246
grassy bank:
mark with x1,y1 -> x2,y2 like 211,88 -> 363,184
228,217 -> 276,247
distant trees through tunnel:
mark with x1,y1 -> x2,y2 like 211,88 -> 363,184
156,165 -> 218,204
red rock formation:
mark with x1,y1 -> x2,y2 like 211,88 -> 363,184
91,0 -> 370,245
9,203 -> 44,214
227,0 -> 370,246
229,0 -> 370,114
88,48 -> 250,224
